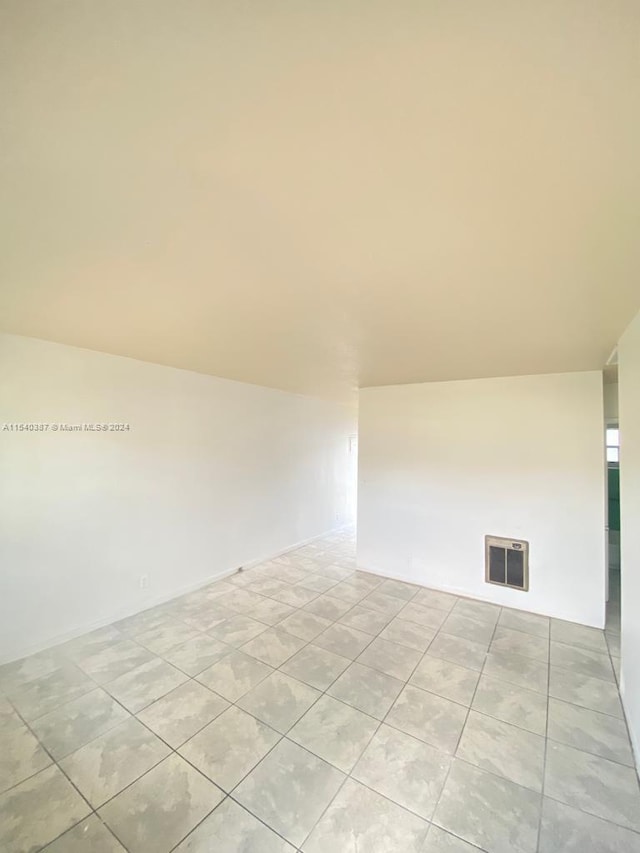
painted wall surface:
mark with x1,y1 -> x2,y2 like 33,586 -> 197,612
0,334 -> 356,662
358,371 -> 606,627
604,381 -> 619,422
618,310 -> 640,762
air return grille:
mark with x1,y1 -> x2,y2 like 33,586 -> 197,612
485,535 -> 529,591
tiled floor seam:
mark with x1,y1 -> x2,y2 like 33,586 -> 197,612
162,613 -> 381,851
428,605 -> 508,849
3,702 -> 118,852
2,537 -> 635,853
277,609 -> 425,850
128,596 -> 636,845
296,615 -> 442,849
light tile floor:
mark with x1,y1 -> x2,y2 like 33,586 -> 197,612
0,531 -> 638,852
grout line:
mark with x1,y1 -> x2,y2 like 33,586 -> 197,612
3,536 -> 639,851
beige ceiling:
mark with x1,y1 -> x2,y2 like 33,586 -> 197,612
1,1 -> 639,400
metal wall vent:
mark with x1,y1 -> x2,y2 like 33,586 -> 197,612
485,535 -> 529,591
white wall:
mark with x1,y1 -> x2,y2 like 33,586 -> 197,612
604,381 -> 619,422
358,371 -> 606,627
618,310 -> 640,761
0,334 -> 356,662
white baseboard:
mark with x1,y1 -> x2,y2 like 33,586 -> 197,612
1,525 -> 347,665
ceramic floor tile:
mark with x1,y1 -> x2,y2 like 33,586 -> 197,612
7,663 -> 94,722
456,710 -> 545,791
412,589 -> 458,612
99,753 -> 223,853
30,688 -> 130,760
132,621 -> 203,655
57,626 -> 124,662
539,796 -> 640,853
271,565 -> 310,584
295,574 -> 340,594
271,586 -> 319,607
547,697 -> 633,765
606,631 -> 621,656
240,627 -> 307,668
353,723 -> 450,818
280,645 -> 350,690
498,608 -> 549,638
490,625 -> 549,661
548,666 -> 623,717
328,580 -> 369,604
313,623 -> 372,659
74,639 -> 156,685
161,633 -> 232,675
483,650 -> 548,693
0,765 -> 91,853
303,594 -> 352,621
339,605 -> 392,635
361,589 -> 407,616
428,633 -> 487,672
0,698 -> 23,732
104,657 -> 188,712
387,684 -> 467,753
0,720 -> 52,793
379,617 -> 436,652
114,609 -> 177,636
196,650 -> 273,701
208,615 -> 267,647
550,619 -> 609,653
43,814 -> 126,852
544,740 -> 640,831
399,602 -> 448,630
472,674 -> 547,735
303,777 -> 429,853
433,759 -> 541,853
245,577 -> 289,597
550,641 -> 614,682
452,598 -> 501,626
60,716 -> 170,807
327,661 -> 404,719
225,570 -> 258,588
234,739 -> 344,848
441,612 -> 495,646
137,680 -> 229,748
377,578 -> 419,601
320,564 -> 354,581
422,824 -> 483,852
410,655 -> 479,706
174,797 -> 296,852
3,530 -> 636,853
247,598 -> 295,626
350,571 -> 384,592
612,656 -> 621,681
289,694 -> 379,772
178,705 -> 280,791
277,611 -> 332,642
0,652 -> 63,695
182,604 -> 233,633
237,670 -> 320,733
217,590 -> 268,614
357,636 -> 422,680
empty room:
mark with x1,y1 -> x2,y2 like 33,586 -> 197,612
1,2 -> 639,852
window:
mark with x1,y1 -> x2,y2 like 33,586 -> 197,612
606,426 -> 619,464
